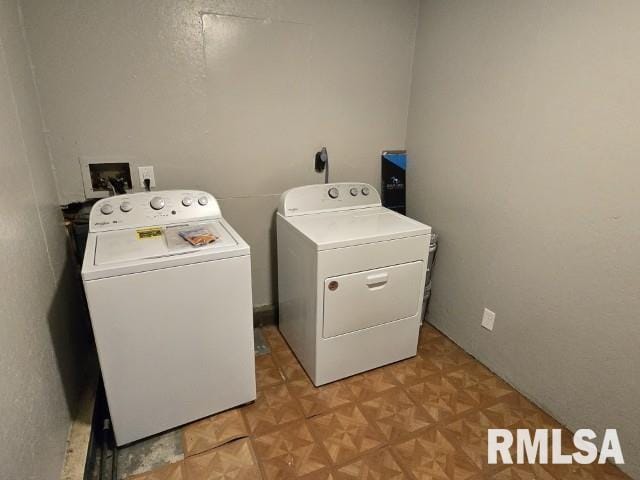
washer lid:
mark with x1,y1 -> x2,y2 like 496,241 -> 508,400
82,219 -> 249,280
94,221 -> 237,266
282,206 -> 431,250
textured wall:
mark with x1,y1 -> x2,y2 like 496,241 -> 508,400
407,0 -> 640,477
0,0 -> 87,478
21,0 -> 419,306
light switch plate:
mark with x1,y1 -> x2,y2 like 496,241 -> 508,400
481,308 -> 495,331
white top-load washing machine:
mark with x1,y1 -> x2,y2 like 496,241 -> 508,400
277,183 -> 432,386
82,190 -> 256,445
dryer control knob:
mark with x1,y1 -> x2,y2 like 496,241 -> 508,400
120,201 -> 133,212
182,196 -> 193,207
150,197 -> 165,210
361,186 -> 370,196
350,187 -> 359,196
100,203 -> 113,215
198,196 -> 209,206
328,187 -> 339,199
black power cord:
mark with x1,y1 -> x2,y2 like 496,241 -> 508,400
108,177 -> 127,195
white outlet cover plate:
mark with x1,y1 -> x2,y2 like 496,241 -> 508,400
481,308 -> 495,331
138,166 -> 156,188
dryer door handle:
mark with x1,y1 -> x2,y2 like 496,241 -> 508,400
366,272 -> 389,289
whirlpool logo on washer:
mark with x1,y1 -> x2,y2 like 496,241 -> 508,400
94,220 -> 120,226
488,428 -> 624,465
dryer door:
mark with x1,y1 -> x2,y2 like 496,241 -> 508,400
322,261 -> 423,338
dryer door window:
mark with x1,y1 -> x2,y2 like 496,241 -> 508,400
322,261 -> 423,338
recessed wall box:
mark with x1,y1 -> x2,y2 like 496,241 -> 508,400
80,156 -> 137,199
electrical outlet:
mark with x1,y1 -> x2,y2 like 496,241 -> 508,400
481,308 -> 495,331
138,166 -> 156,188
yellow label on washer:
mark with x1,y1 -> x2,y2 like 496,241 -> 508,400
136,227 -> 163,240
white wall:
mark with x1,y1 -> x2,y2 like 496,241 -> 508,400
21,0 -> 419,306
0,0 -> 88,478
407,0 -> 640,477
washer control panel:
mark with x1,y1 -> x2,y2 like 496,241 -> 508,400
89,190 -> 222,232
279,183 -> 381,217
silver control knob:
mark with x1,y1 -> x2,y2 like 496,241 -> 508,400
182,196 -> 193,207
350,187 -> 359,197
328,187 -> 339,199
100,203 -> 113,215
150,197 -> 165,210
361,186 -> 370,196
120,201 -> 133,212
198,196 -> 208,206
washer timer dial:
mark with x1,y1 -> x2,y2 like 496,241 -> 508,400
328,187 -> 339,199
150,197 -> 165,210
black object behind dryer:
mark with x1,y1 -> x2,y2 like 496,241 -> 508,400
381,150 -> 406,215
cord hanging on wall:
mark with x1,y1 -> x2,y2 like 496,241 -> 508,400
314,147 -> 329,184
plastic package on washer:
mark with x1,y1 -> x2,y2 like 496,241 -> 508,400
177,226 -> 218,246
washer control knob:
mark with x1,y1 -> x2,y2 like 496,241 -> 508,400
182,196 -> 193,207
150,197 -> 165,210
100,203 -> 113,215
361,186 -> 370,196
328,187 -> 339,199
350,187 -> 359,197
120,201 -> 133,212
198,196 -> 209,206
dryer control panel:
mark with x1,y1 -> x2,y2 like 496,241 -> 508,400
279,183 -> 381,217
89,190 -> 221,232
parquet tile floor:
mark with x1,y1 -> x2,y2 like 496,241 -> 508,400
127,324 -> 630,479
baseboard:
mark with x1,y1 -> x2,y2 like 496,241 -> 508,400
253,304 -> 278,327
